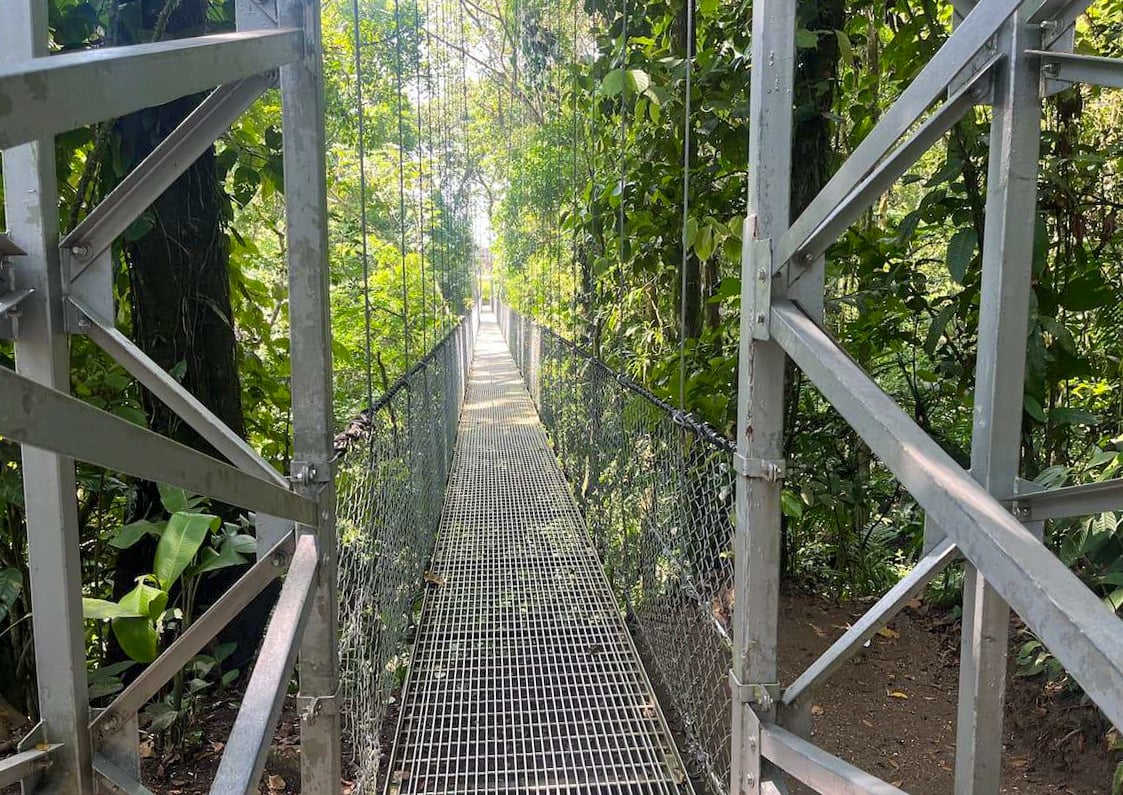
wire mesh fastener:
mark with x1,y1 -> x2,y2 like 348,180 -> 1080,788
728,672 -> 781,710
290,459 -> 332,486
733,453 -> 785,482
297,693 -> 338,722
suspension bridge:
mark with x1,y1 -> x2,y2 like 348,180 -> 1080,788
3,0 -> 1123,793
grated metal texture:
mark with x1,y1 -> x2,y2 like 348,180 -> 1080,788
499,305 -> 735,795
385,315 -> 691,795
335,314 -> 477,795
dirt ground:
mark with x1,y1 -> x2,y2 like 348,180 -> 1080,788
778,590 -> 1120,794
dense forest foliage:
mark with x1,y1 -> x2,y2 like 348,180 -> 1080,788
1,0 -> 1122,783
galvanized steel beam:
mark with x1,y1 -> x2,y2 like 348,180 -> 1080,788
70,296 -> 288,488
0,30 -> 301,149
775,0 -> 1018,275
61,75 -> 274,276
0,365 -> 318,525
0,746 -> 62,791
209,535 -> 319,795
731,0 -> 794,790
760,725 -> 908,795
90,532 -> 295,745
1029,50 -> 1123,90
955,12 -> 1043,792
792,60 -> 999,264
1012,477 -> 1123,521
274,0 -> 343,789
1,4 -> 95,793
769,300 -> 1123,733
782,538 -> 960,709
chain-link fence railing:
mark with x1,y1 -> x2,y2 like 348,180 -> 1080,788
498,303 -> 735,795
334,310 -> 477,794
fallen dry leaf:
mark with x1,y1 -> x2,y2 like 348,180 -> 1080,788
267,774 -> 286,791
862,719 -> 875,729
887,690 -> 909,700
877,626 -> 900,639
423,571 -> 447,587
810,705 -> 825,716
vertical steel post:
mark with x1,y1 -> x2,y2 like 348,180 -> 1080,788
955,9 -> 1042,794
731,0 -> 795,792
1,3 -> 94,793
278,0 -> 342,791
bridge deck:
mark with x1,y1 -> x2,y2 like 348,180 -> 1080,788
385,315 -> 690,795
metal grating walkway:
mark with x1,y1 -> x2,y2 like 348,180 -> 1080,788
385,315 -> 690,795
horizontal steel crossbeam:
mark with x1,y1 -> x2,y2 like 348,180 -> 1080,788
0,365 -> 317,525
1012,476 -> 1123,521
1029,50 -> 1123,90
0,745 -> 62,790
769,299 -> 1123,731
0,30 -> 301,149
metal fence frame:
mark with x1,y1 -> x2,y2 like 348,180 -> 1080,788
736,3 -> 1123,793
0,1 -> 339,793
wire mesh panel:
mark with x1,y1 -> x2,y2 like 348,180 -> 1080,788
385,315 -> 691,795
499,304 -> 735,795
335,313 -> 478,794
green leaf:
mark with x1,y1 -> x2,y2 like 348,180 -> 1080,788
1050,407 -> 1098,427
795,28 -> 819,49
625,69 -> 650,95
82,598 -> 144,621
946,228 -> 977,284
684,216 -> 699,247
154,512 -> 219,590
0,568 -> 22,623
1104,587 -> 1123,612
924,304 -> 956,355
780,489 -> 804,520
226,534 -> 257,555
1111,760 -> 1122,795
601,69 -> 625,97
191,544 -> 248,576
108,520 -> 165,550
1023,394 -> 1046,423
144,701 -> 179,732
157,484 -> 204,514
118,582 -> 168,621
694,223 -> 715,262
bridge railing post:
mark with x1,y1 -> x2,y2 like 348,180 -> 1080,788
730,0 -> 795,792
1,4 -> 95,793
277,0 -> 342,791
955,5 -> 1043,792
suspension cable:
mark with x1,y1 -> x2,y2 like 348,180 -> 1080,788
678,0 -> 694,411
350,0 -> 374,410
393,0 -> 411,368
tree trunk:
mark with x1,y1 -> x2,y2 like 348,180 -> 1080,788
111,0 -> 266,668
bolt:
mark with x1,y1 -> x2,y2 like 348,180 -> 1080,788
1042,62 -> 1060,77
757,268 -> 767,282
745,772 -> 755,788
70,244 -> 89,258
755,313 -> 766,325
271,549 -> 290,568
748,736 -> 756,751
798,251 -> 814,265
